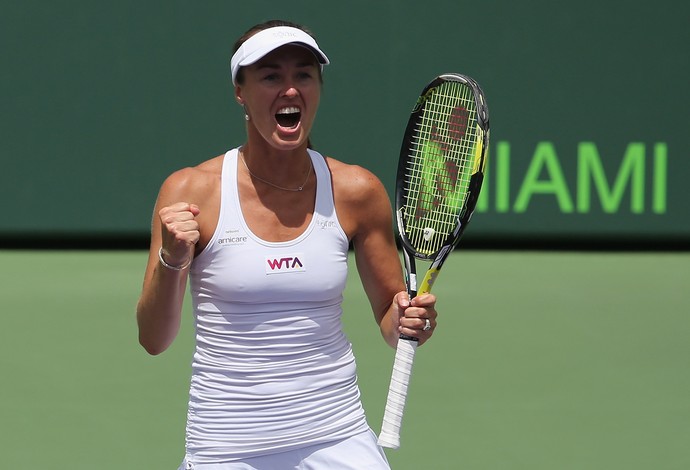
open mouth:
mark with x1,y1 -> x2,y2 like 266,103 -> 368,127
276,106 -> 301,129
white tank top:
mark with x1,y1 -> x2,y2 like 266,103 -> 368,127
185,148 -> 369,463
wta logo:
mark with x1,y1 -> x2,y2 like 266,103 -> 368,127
265,253 -> 306,274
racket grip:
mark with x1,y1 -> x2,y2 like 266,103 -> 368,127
378,336 -> 418,449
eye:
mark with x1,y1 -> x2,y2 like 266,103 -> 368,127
262,73 -> 280,82
294,69 -> 317,84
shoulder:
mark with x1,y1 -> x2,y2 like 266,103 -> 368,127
326,157 -> 389,204
324,156 -> 393,237
157,154 -> 224,206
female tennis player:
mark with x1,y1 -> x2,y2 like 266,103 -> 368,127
136,19 -> 438,470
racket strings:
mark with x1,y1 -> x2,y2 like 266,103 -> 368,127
402,81 -> 479,255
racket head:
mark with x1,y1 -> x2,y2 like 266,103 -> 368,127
395,73 -> 490,260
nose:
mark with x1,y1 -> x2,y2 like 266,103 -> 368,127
282,86 -> 299,98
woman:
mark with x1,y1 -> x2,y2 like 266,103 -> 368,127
136,20 -> 438,470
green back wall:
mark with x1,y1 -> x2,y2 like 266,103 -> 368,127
2,0 -> 687,245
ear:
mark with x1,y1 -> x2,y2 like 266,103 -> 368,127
235,85 -> 243,105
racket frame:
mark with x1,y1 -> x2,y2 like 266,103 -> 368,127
378,73 -> 489,449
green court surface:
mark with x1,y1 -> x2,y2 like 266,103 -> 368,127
1,250 -> 688,469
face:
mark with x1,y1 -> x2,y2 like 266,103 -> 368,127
235,45 -> 322,151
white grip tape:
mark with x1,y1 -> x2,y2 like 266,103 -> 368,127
377,337 -> 418,449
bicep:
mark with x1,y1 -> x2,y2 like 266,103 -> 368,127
350,180 -> 405,324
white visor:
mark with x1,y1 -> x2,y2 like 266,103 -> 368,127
230,26 -> 330,85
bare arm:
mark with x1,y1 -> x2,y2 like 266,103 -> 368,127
136,169 -> 204,355
332,160 -> 438,347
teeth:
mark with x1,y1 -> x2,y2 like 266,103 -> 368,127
277,107 -> 300,114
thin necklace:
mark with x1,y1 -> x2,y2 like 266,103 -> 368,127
240,152 -> 312,192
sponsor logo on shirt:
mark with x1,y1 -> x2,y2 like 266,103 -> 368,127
315,217 -> 337,229
218,229 -> 248,246
265,253 -> 306,274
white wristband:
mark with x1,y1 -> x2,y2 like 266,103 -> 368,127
158,247 -> 191,271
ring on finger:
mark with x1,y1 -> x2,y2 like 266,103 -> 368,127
423,318 -> 432,331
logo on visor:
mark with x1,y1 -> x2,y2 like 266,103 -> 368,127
273,31 -> 298,38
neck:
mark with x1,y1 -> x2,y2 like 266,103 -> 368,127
239,144 -> 313,192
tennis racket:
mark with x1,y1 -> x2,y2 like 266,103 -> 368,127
378,73 -> 489,449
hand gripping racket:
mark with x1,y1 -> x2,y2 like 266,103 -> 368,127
378,73 -> 490,449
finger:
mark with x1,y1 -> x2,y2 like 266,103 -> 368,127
168,221 -> 200,243
398,321 -> 434,340
160,208 -> 196,224
402,303 -> 434,320
166,201 -> 198,213
410,293 -> 436,307
400,314 -> 434,329
395,290 -> 410,309
161,217 -> 194,233
160,201 -> 200,217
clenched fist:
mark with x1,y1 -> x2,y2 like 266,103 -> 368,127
158,202 -> 201,267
